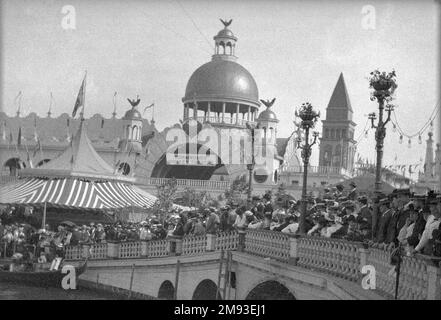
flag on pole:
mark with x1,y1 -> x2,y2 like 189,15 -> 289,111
72,72 -> 87,118
143,103 -> 154,115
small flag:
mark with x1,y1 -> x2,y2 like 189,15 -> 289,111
17,127 -> 22,147
72,73 -> 87,118
143,103 -> 154,115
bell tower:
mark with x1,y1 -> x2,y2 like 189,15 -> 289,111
319,73 -> 357,171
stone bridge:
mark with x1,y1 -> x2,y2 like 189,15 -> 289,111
65,230 -> 441,300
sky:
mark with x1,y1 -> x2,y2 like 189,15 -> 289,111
1,0 -> 439,173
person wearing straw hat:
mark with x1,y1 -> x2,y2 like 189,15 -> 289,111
413,196 -> 441,255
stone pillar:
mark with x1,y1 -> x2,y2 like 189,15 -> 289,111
288,235 -> 300,265
206,234 -> 216,251
107,242 -> 120,259
207,102 -> 211,122
238,230 -> 246,252
193,101 -> 198,119
358,246 -> 370,272
247,106 -> 251,122
168,237 -> 183,256
236,104 -> 240,124
222,102 -> 226,123
141,240 -> 149,257
427,264 -> 441,300
81,244 -> 90,259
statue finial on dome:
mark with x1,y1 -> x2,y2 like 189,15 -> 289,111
260,98 -> 276,108
127,95 -> 141,108
220,18 -> 232,28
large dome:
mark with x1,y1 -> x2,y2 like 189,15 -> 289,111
183,59 -> 259,105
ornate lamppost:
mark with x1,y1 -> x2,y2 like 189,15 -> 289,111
368,70 -> 397,192
246,123 -> 260,204
295,102 -> 320,234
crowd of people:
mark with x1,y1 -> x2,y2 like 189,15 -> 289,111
1,181 -> 441,263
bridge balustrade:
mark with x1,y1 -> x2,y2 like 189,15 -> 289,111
182,235 -> 207,256
244,229 -> 291,262
147,239 -> 169,258
215,231 -> 239,251
89,243 -> 108,260
62,229 -> 440,299
65,245 -> 82,260
297,236 -> 361,282
119,241 -> 143,259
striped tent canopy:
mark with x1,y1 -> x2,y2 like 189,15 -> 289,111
0,177 -> 158,210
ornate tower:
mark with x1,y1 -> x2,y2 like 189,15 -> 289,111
119,97 -> 143,155
424,131 -> 434,178
257,99 -> 278,148
318,73 -> 357,171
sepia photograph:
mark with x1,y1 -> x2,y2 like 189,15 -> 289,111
0,0 -> 440,307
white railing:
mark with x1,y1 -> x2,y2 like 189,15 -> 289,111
118,241 -> 142,259
244,229 -> 291,262
192,116 -> 255,127
65,245 -> 82,260
366,243 -> 429,299
147,239 -> 169,258
182,235 -> 207,256
215,230 -> 239,251
297,236 -> 361,282
280,165 -> 353,176
60,230 -> 440,300
141,177 -> 230,190
90,243 -> 108,260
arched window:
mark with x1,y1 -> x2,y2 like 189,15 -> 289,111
118,162 -> 131,175
226,42 -> 232,54
325,128 -> 329,138
219,41 -> 225,54
132,125 -> 138,140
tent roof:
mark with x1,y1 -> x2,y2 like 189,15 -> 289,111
0,177 -> 159,210
20,119 -> 134,183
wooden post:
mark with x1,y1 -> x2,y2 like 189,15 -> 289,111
216,250 -> 224,300
128,264 -> 135,299
174,260 -> 180,300
42,201 -> 47,230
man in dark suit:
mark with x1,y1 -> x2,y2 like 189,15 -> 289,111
376,197 -> 393,243
385,193 -> 400,244
357,196 -> 373,230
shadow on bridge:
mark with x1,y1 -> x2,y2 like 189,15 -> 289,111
246,281 -> 296,300
192,279 -> 222,300
158,280 -> 175,300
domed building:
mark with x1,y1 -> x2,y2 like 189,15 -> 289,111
143,20 -> 284,190
182,21 -> 260,127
